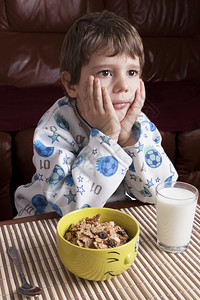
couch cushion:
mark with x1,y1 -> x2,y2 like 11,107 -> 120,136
0,132 -> 13,220
175,129 -> 200,190
143,81 -> 200,132
0,85 -> 63,131
0,0 -> 200,132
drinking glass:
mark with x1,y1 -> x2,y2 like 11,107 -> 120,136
156,181 -> 198,253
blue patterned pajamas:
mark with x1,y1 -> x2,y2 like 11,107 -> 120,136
14,97 -> 178,217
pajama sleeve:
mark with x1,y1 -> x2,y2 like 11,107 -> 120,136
15,98 -> 178,218
123,112 -> 178,204
32,126 -> 132,216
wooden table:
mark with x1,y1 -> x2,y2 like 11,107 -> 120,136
0,199 -> 199,299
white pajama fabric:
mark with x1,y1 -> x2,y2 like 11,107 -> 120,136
15,97 -> 178,217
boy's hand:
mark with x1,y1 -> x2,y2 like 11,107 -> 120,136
118,80 -> 145,147
79,76 -> 121,142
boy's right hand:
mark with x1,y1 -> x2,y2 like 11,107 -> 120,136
78,76 -> 121,142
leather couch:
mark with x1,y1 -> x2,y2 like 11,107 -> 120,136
0,0 -> 200,220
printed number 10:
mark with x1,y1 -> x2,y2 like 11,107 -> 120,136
40,160 -> 50,169
90,183 -> 102,195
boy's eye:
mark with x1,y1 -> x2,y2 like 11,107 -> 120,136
98,70 -> 112,77
128,70 -> 138,76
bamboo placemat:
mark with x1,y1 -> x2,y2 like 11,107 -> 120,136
0,205 -> 199,300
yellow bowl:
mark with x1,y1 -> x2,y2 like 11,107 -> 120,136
57,207 -> 140,281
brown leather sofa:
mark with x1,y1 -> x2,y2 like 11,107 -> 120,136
1,0 -> 200,220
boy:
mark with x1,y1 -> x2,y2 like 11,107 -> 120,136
15,11 -> 177,217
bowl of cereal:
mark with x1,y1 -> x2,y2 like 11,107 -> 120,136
57,207 -> 140,281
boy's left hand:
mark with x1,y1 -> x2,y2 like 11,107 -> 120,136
118,80 -> 145,147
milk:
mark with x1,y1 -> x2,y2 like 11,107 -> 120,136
156,187 -> 197,248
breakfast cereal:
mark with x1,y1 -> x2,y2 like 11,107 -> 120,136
64,214 -> 130,249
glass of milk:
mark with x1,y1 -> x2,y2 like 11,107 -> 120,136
156,181 -> 198,253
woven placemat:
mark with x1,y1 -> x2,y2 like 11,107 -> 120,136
0,205 -> 200,299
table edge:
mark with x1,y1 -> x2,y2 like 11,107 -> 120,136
0,200 -> 148,225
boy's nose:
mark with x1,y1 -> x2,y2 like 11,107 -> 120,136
113,76 -> 128,93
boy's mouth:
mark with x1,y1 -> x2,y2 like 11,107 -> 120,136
112,102 -> 129,110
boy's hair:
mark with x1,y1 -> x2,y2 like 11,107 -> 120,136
60,10 -> 144,86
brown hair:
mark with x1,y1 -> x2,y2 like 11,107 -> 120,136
60,10 -> 144,85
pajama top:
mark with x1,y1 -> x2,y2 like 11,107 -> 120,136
14,97 -> 178,217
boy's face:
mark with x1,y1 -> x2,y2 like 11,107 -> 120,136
72,52 -> 140,122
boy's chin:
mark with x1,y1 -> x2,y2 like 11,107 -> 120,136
115,110 -> 127,122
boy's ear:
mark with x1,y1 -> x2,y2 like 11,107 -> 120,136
61,71 -> 77,98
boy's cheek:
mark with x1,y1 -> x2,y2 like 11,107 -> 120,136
129,91 -> 136,103
98,77 -> 111,89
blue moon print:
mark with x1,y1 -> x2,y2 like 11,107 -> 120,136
32,194 -> 48,213
37,119 -> 44,126
72,153 -> 87,169
58,99 -> 69,107
153,136 -> 161,144
145,148 -> 162,168
129,162 -> 136,173
54,113 -> 69,131
48,202 -> 63,216
139,186 -> 152,197
48,164 -> 65,187
79,204 -> 91,209
96,156 -> 118,177
141,120 -> 156,132
131,123 -> 141,141
165,175 -> 173,182
149,121 -> 156,131
65,174 -> 75,186
33,173 -> 39,181
91,128 -> 99,137
34,140 -> 54,157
